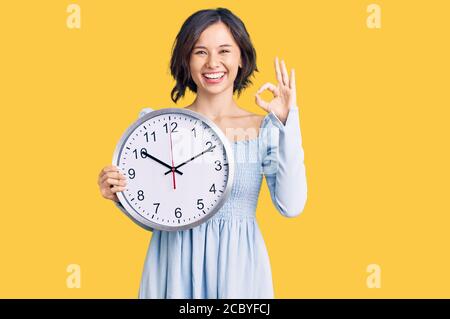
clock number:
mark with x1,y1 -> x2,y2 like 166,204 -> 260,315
153,203 -> 160,214
128,168 -> 135,179
133,148 -> 148,159
163,122 -> 178,133
137,190 -> 144,201
209,184 -> 216,194
214,160 -> 222,171
205,141 -> 212,148
192,127 -> 196,138
144,131 -> 156,142
197,199 -> 204,210
175,207 -> 182,218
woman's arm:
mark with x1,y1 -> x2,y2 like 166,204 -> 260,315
255,57 -> 307,217
263,106 -> 307,217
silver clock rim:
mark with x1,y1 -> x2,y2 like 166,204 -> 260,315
112,107 -> 235,232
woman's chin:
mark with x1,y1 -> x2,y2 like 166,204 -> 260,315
199,83 -> 231,95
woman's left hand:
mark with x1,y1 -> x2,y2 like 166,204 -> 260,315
255,57 -> 297,125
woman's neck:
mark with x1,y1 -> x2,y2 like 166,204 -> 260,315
188,89 -> 240,120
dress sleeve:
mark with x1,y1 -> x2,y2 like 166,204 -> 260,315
114,107 -> 154,231
259,106 -> 308,217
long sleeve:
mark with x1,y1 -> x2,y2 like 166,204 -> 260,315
114,107 -> 154,231
260,106 -> 308,218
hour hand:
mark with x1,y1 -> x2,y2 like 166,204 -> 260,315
141,151 -> 183,175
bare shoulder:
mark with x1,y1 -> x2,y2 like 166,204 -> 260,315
226,110 -> 265,141
236,110 -> 265,128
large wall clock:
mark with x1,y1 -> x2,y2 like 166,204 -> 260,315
112,107 -> 235,231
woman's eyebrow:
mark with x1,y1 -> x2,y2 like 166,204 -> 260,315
194,44 -> 233,49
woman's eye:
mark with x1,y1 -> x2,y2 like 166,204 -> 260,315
194,50 -> 229,55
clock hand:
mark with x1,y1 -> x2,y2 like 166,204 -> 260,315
141,150 -> 183,175
163,144 -> 216,175
168,118 -> 176,190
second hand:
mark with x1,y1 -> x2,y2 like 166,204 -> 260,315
168,117 -> 176,190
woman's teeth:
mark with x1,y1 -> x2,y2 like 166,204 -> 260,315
203,72 -> 225,79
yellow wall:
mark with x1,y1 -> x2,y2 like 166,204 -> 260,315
1,0 -> 449,298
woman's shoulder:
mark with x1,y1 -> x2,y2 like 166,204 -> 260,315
234,109 -> 266,128
219,109 -> 267,143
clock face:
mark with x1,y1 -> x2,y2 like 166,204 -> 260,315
112,108 -> 234,231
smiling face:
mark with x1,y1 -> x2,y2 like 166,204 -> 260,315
189,22 -> 242,96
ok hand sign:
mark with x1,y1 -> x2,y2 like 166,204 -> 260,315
255,57 -> 297,125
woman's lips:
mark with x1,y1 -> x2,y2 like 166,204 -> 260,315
202,72 -> 226,84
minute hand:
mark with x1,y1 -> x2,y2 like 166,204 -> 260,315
164,145 -> 216,175
141,151 -> 183,175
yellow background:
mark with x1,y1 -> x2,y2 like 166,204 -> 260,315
1,0 -> 449,298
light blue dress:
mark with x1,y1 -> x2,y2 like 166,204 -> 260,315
116,106 -> 307,299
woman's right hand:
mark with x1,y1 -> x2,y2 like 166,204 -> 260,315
98,165 -> 127,203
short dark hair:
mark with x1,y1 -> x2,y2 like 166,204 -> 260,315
169,8 -> 258,103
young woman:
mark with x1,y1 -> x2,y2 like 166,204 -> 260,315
97,8 -> 307,298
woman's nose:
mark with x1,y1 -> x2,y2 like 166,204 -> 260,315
206,54 -> 221,68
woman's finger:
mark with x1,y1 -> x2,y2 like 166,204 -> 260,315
101,175 -> 127,188
98,165 -> 119,179
256,82 -> 279,96
99,173 -> 117,187
281,60 -> 289,87
110,185 -> 127,194
289,68 -> 296,90
100,171 -> 126,185
101,187 -> 121,200
256,82 -> 279,112
274,57 -> 283,85
255,94 -> 269,112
